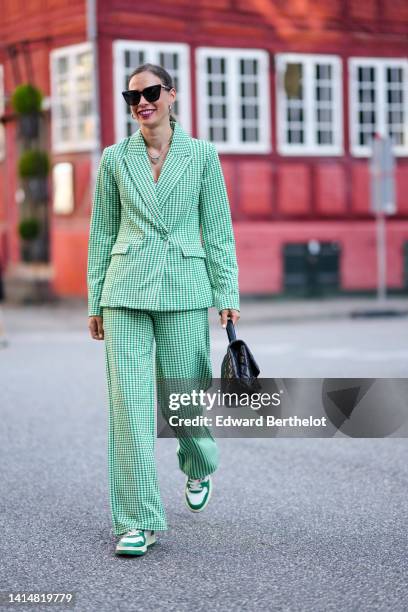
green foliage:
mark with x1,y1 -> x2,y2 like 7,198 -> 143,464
11,83 -> 43,114
18,150 -> 50,177
18,217 -> 41,241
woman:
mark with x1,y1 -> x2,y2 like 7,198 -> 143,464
87,63 -> 240,557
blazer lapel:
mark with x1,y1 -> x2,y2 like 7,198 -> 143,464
123,120 -> 193,233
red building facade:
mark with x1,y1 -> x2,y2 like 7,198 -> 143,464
1,0 -> 408,299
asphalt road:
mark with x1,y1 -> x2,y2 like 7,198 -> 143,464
1,304 -> 407,611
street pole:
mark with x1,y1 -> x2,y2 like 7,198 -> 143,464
376,210 -> 386,302
370,134 -> 396,305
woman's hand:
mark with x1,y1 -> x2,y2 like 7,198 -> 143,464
219,308 -> 240,328
88,315 -> 104,340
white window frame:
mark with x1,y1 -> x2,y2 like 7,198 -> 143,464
113,40 -> 191,142
349,57 -> 408,157
275,53 -> 343,156
50,41 -> 98,153
196,47 -> 271,154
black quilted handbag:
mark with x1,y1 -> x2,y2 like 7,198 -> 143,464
220,319 -> 262,401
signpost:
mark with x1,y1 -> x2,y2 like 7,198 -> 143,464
369,134 -> 396,302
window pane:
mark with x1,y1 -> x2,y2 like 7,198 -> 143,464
314,63 -> 335,147
56,77 -> 69,97
78,99 -> 92,116
356,64 -> 377,148
240,58 -> 258,76
209,103 -> 227,120
317,130 -> 333,145
159,51 -> 179,71
57,103 -> 70,119
242,126 -> 259,141
240,81 -> 257,97
209,125 -> 227,141
316,64 -> 332,80
52,45 -> 95,148
287,128 -> 303,144
207,57 -> 225,74
238,57 -> 261,143
57,57 -> 68,74
78,116 -> 94,140
154,52 -> 179,117
57,57 -> 68,75
209,81 -> 226,96
125,50 -> 145,70
284,62 -> 304,145
76,75 -> 91,95
205,56 -> 228,142
241,104 -> 258,120
385,65 -> 405,147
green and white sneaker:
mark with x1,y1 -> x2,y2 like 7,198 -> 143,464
185,475 -> 212,512
115,529 -> 156,556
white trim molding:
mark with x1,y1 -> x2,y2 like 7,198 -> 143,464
113,40 -> 191,142
275,52 -> 343,156
196,47 -> 271,153
349,57 -> 408,157
50,41 -> 98,153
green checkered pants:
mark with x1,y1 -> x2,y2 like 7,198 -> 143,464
102,306 -> 219,536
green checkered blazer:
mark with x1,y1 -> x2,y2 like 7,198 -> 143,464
87,120 -> 240,316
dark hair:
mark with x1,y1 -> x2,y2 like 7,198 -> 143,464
128,63 -> 177,123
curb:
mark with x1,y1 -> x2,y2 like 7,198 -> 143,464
237,306 -> 408,325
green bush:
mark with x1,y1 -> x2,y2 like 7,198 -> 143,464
11,84 -> 43,114
18,150 -> 50,177
18,218 -> 41,241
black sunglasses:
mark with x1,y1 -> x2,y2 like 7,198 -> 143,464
122,84 -> 172,106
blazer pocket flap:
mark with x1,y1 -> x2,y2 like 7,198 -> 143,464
110,242 -> 130,255
180,243 -> 207,258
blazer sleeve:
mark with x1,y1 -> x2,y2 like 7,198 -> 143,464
87,147 -> 121,317
199,143 -> 240,313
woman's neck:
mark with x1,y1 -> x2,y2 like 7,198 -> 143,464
141,121 -> 174,152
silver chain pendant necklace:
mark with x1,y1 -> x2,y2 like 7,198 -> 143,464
146,134 -> 173,165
